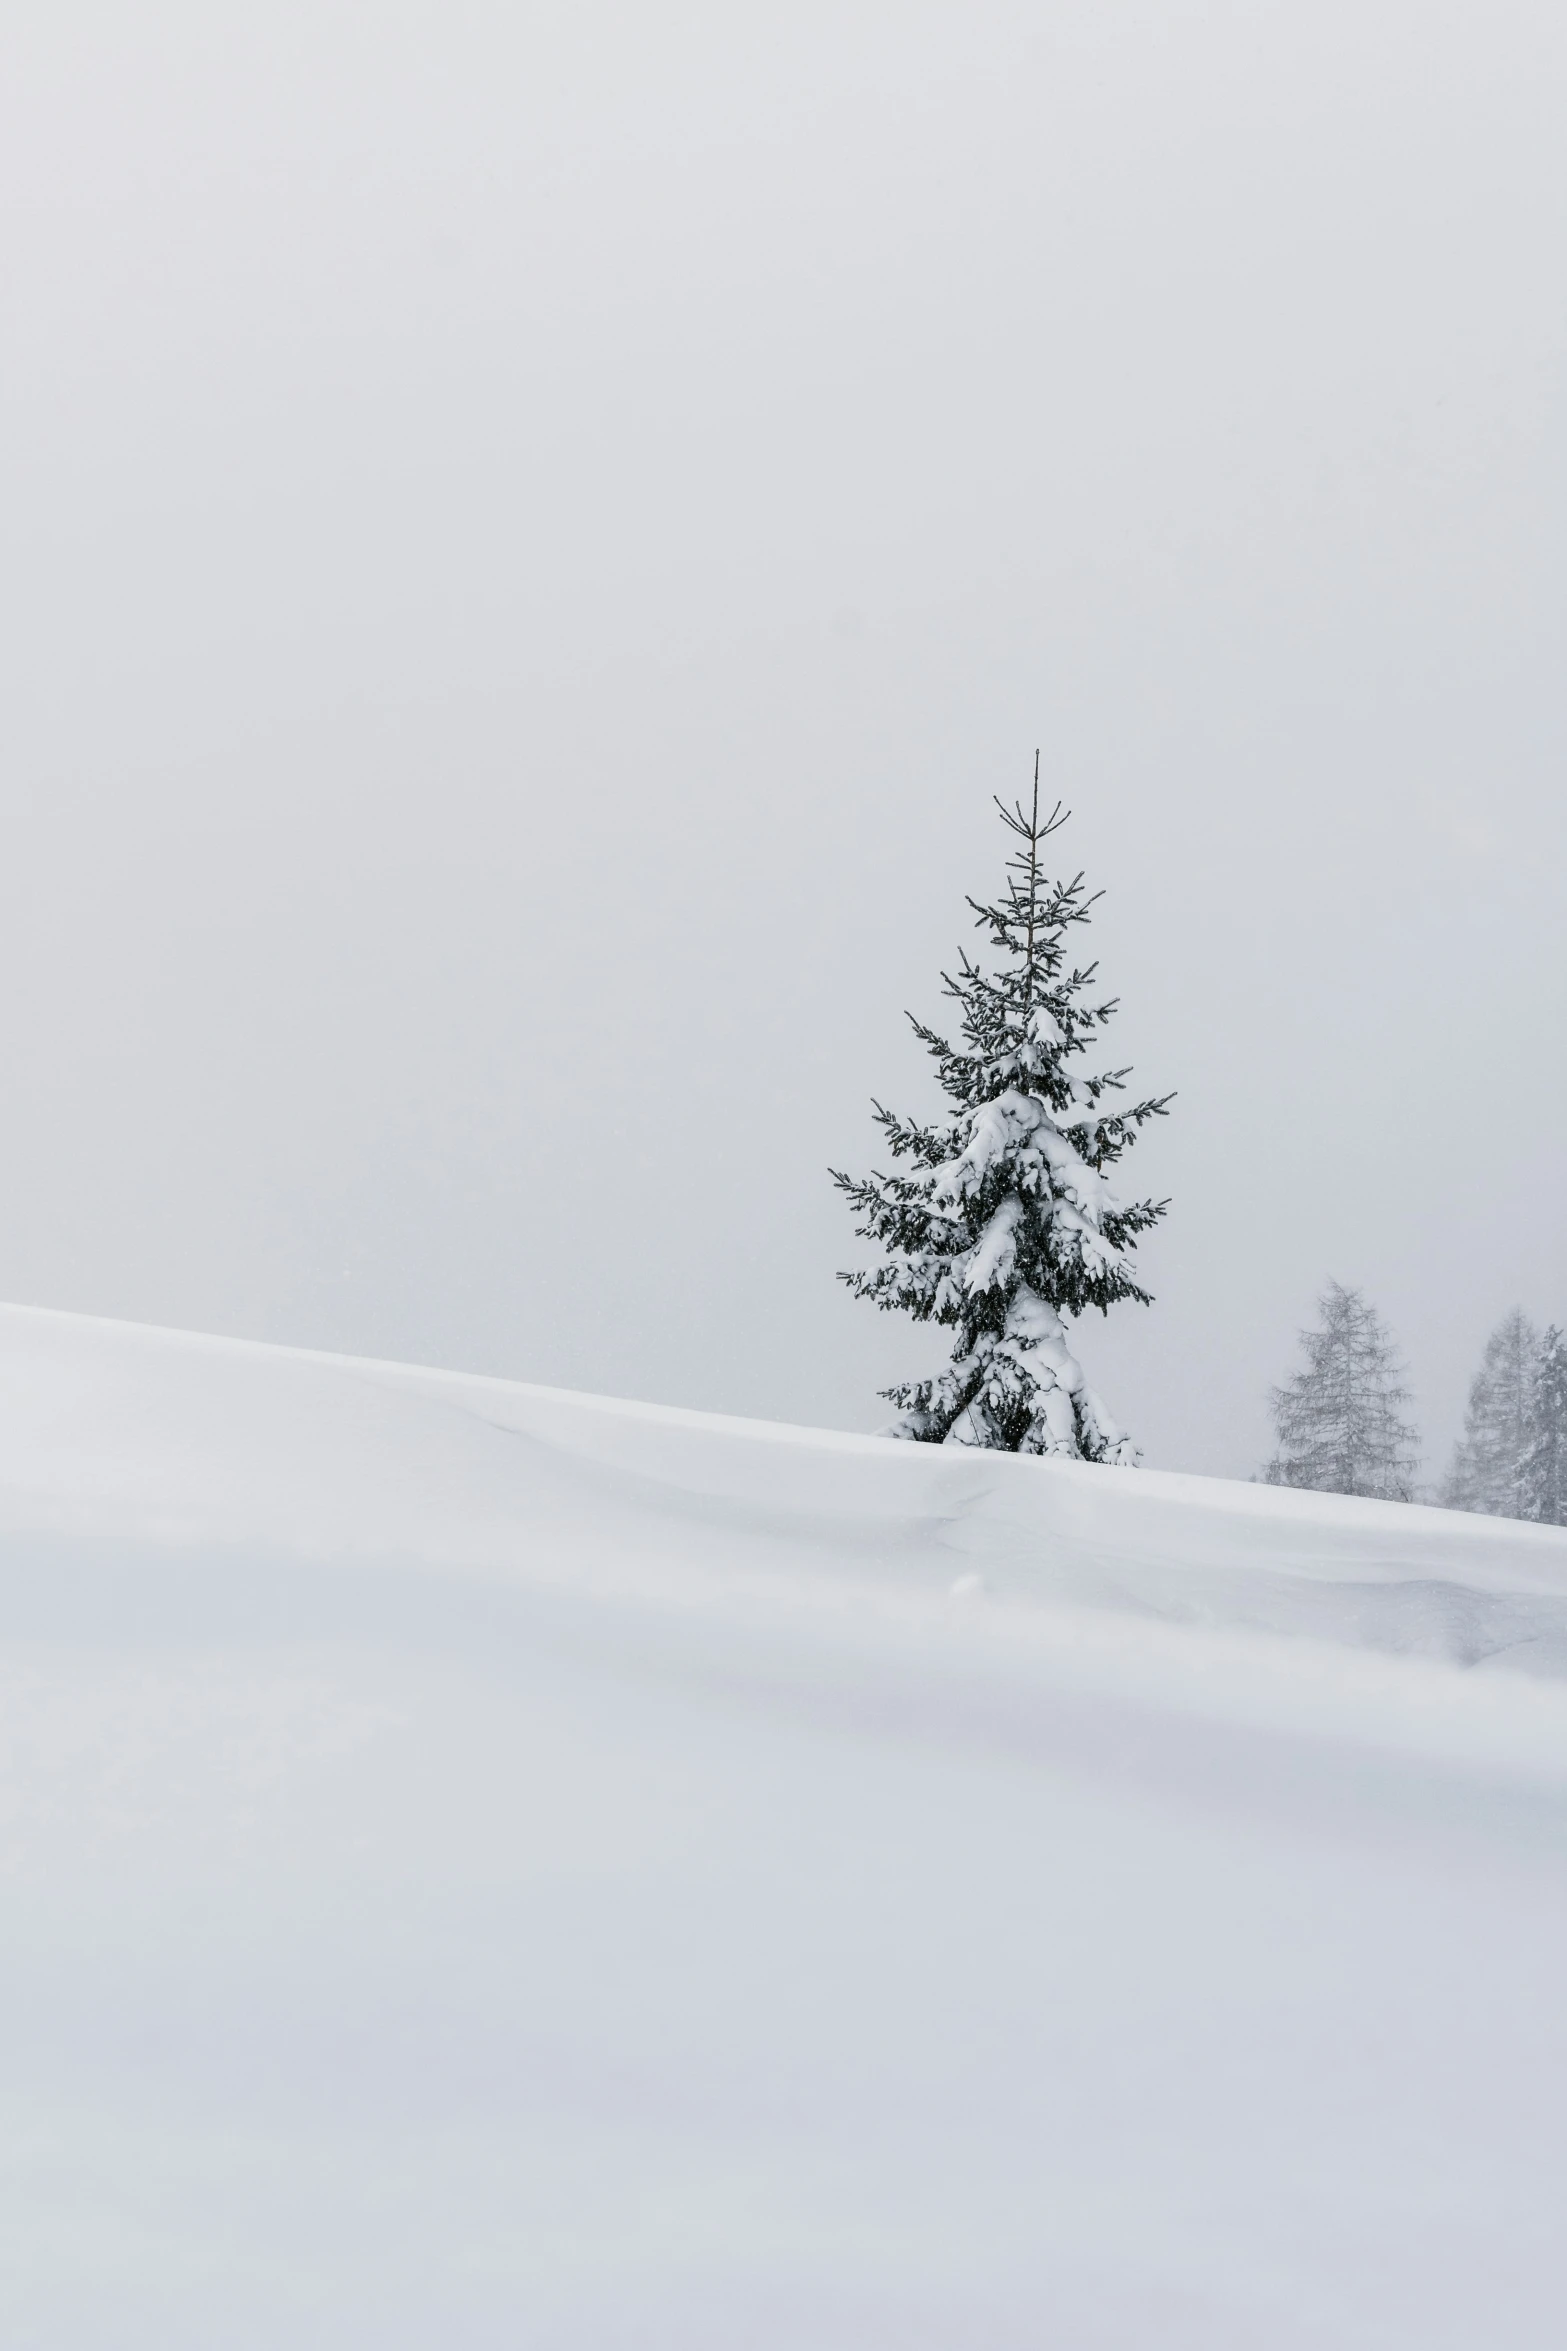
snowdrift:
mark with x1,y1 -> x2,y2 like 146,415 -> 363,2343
2,1301 -> 1566,2348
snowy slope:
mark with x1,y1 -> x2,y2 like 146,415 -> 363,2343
2,1301 -> 1567,2348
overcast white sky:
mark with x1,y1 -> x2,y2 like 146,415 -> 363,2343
1,0 -> 1564,1479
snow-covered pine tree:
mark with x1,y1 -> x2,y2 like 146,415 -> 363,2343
1441,1308 -> 1541,1519
1263,1281 -> 1420,1500
831,762 -> 1170,1460
1522,1325 -> 1567,1527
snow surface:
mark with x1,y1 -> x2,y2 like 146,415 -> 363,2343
3,1300 -> 1567,2347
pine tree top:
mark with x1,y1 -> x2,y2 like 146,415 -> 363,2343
899,781 -> 1170,1164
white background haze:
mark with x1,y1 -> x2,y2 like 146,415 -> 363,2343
2,0 -> 1565,1473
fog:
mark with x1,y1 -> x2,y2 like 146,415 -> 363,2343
2,0 -> 1563,1480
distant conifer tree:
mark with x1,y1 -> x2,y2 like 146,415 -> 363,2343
832,761 -> 1170,1459
1442,1309 -> 1541,1520
1263,1281 -> 1420,1501
1522,1325 -> 1567,1527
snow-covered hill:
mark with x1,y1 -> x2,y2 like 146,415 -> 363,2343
2,1301 -> 1566,2347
